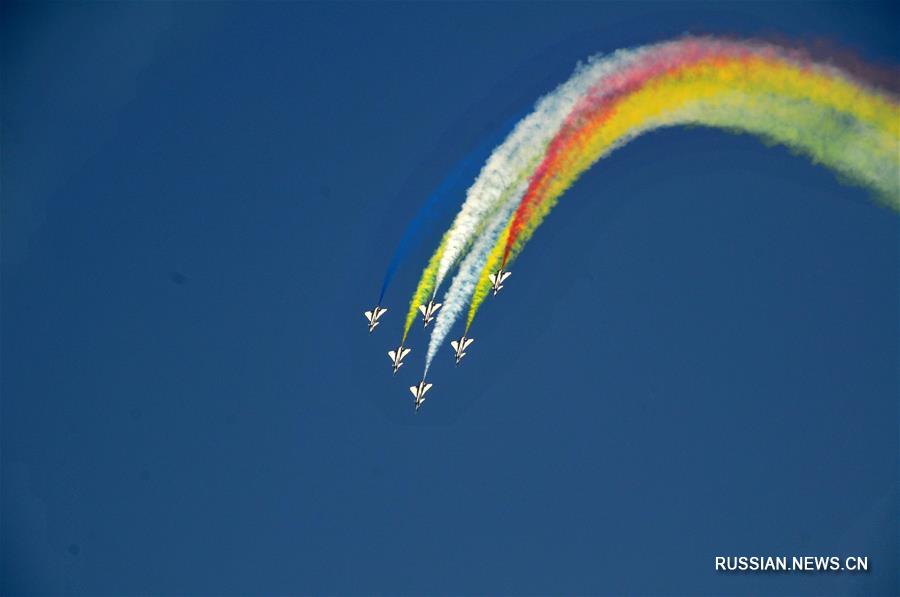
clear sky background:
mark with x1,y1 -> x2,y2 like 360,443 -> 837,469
2,2 -> 897,595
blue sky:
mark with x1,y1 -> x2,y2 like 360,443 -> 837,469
2,2 -> 897,594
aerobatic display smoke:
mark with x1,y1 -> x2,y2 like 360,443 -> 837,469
377,119 -> 519,304
464,38 -> 900,335
423,181 -> 527,374
371,36 -> 898,407
377,152 -> 482,305
401,51 -> 656,341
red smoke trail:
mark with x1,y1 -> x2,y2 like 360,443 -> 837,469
501,41 -> 772,267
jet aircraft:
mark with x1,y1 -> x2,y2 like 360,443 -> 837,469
418,299 -> 442,328
364,306 -> 388,332
409,380 -> 433,411
450,336 -> 474,365
488,269 -> 511,296
387,345 -> 411,374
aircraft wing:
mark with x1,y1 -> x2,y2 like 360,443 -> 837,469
500,272 -> 512,283
374,307 -> 387,320
418,305 -> 427,316
488,272 -> 498,285
388,350 -> 397,361
433,303 -> 442,311
400,348 -> 411,359
463,338 -> 474,350
423,383 -> 433,395
409,386 -> 419,398
364,310 -> 374,322
450,340 -> 459,352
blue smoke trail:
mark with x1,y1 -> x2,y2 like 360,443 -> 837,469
377,116 -> 520,303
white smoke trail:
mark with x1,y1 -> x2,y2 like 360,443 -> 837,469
423,182 -> 526,374
422,46 -> 664,371
430,46 -> 657,294
419,37 -> 900,379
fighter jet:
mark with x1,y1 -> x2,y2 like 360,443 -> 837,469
418,299 -> 442,328
387,345 -> 411,374
488,268 -> 512,296
409,380 -> 433,411
450,335 -> 474,365
364,306 -> 388,333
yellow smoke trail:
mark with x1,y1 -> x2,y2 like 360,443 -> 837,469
465,55 -> 899,328
401,236 -> 447,343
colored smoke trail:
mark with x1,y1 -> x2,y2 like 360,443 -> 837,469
377,154 -> 481,304
378,119 -> 520,305
500,38 -> 899,269
402,236 -> 446,343
465,223 -> 510,331
403,49 -> 660,343
423,181 -> 527,374
453,38 -> 900,331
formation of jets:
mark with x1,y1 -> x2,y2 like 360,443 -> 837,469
363,267 -> 510,411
